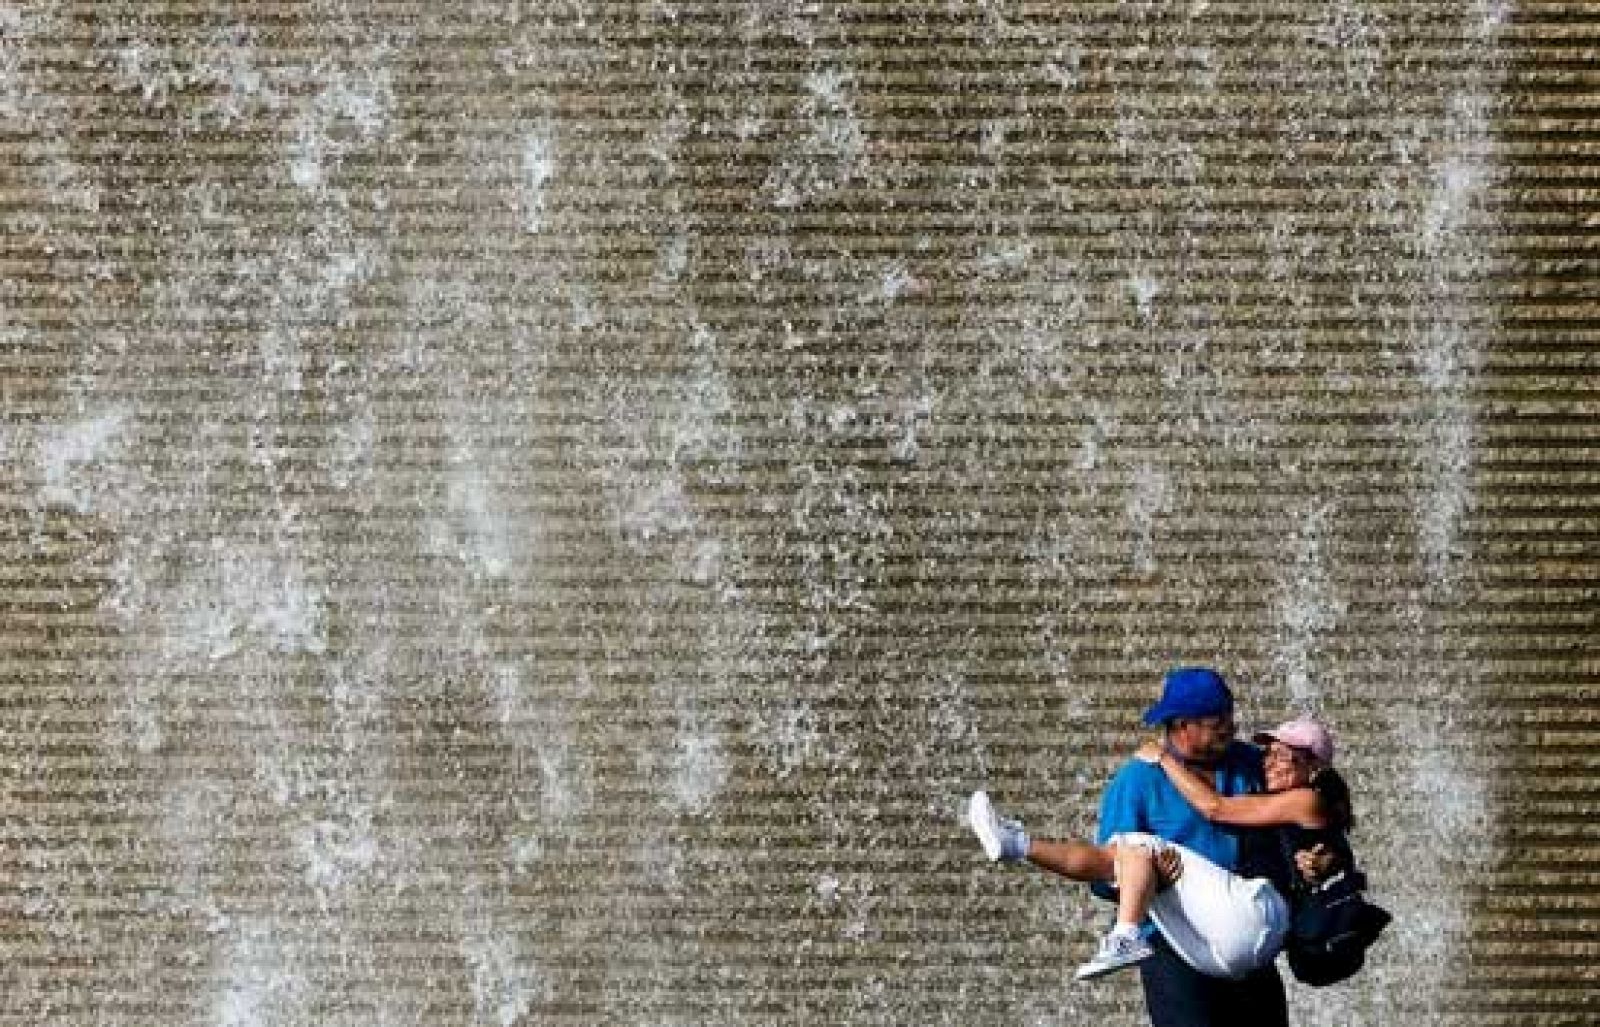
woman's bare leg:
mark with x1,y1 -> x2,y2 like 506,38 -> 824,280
1073,841 -> 1163,979
1114,842 -> 1159,928
1025,838 -> 1115,882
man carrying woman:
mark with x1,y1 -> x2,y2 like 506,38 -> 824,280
969,667 -> 1350,1027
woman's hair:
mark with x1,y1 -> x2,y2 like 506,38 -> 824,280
1309,766 -> 1354,830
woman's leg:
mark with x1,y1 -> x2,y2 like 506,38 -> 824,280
1072,837 -> 1163,979
965,791 -> 1167,895
1025,838 -> 1115,882
1115,840 -> 1161,927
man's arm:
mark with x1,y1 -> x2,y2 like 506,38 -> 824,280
1135,740 -> 1325,828
1159,752 -> 1323,828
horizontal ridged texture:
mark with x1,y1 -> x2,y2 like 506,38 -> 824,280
1,2 -> 1596,1024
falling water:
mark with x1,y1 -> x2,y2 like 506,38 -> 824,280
1,2 -> 1586,1025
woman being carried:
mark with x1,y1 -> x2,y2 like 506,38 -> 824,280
968,717 -> 1352,981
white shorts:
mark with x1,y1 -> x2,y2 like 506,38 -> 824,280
1111,832 -> 1290,980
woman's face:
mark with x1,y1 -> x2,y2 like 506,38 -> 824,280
1263,741 -> 1316,792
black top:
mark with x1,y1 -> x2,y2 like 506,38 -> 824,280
1272,769 -> 1361,896
1228,766 -> 1361,896
1275,823 -> 1358,897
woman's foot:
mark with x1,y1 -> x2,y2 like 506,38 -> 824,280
1074,927 -> 1155,980
967,790 -> 1030,862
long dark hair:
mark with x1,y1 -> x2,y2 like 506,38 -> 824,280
1309,766 -> 1354,831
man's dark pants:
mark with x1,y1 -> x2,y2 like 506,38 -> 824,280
1138,935 -> 1289,1027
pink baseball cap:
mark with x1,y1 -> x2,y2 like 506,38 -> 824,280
1252,717 -> 1335,765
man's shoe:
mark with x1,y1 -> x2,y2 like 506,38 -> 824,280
1074,930 -> 1155,981
967,790 -> 1029,863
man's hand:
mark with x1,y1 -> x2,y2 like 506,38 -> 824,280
1155,847 -> 1183,890
1135,739 -> 1165,765
1295,843 -> 1339,884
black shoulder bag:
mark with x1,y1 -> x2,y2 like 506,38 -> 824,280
1278,835 -> 1393,987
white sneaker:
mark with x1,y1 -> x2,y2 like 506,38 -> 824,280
967,790 -> 1028,862
1074,930 -> 1155,981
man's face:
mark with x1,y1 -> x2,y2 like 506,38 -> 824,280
1172,713 -> 1236,763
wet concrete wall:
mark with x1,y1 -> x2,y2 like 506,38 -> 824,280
1,2 -> 1595,1024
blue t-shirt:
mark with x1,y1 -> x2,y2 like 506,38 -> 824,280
1092,740 -> 1268,905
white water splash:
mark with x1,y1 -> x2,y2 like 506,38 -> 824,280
889,392 -> 933,464
1272,504 -> 1346,707
1418,397 -> 1475,584
1076,407 -> 1113,473
879,260 -> 917,302
521,127 -> 557,233
214,920 -> 306,1027
164,547 -> 329,662
668,707 -> 729,815
0,4 -> 32,120
749,698 -> 823,780
496,662 -> 590,822
36,409 -> 130,512
1414,72 -> 1496,592
1127,273 -> 1162,321
447,463 -> 516,579
288,64 -> 393,192
462,928 -> 545,1027
1367,704 -> 1495,996
329,409 -> 377,491
1367,11 -> 1507,1023
657,231 -> 691,281
294,815 -> 379,908
194,26 -> 279,127
977,240 -> 1034,278
1311,2 -> 1388,95
1043,46 -> 1084,91
766,66 -> 866,207
1127,463 -> 1172,573
619,473 -> 696,546
1475,0 -> 1513,30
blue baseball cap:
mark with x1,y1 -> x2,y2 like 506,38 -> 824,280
1141,667 -> 1235,726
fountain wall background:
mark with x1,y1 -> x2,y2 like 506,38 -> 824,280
2,2 -> 1595,1024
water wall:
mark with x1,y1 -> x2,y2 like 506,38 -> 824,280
3,2 -> 1595,1024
